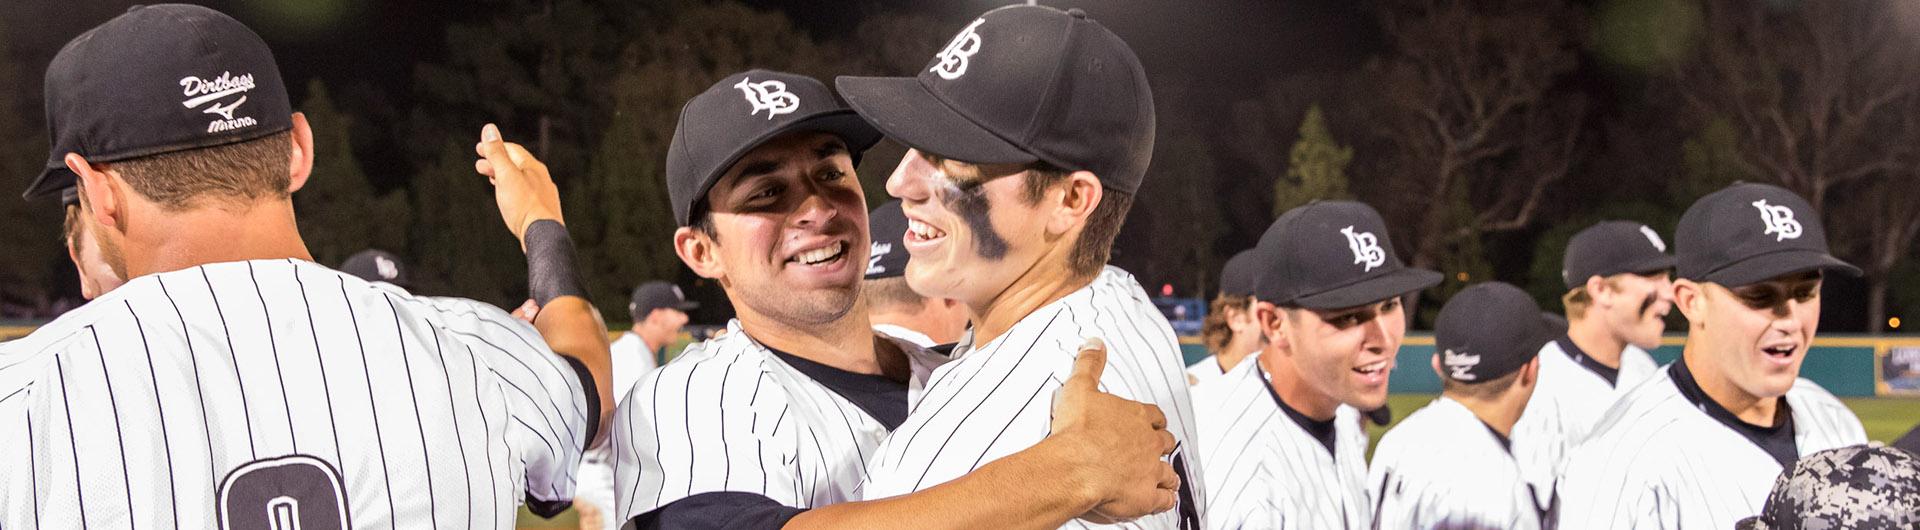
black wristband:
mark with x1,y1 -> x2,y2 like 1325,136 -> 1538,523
525,220 -> 588,306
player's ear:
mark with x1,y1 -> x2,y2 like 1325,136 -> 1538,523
674,226 -> 725,281
1520,356 -> 1541,389
1043,171 -> 1102,236
1429,353 -> 1444,381
1672,279 -> 1707,324
68,154 -> 126,231
1584,275 -> 1609,306
286,112 -> 315,194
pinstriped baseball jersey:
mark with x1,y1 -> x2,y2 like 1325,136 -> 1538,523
1511,338 -> 1659,505
862,267 -> 1205,530
610,320 -> 945,518
0,258 -> 593,530
1553,363 -> 1867,530
1186,355 -> 1223,386
1369,396 -> 1543,530
1195,354 -> 1369,530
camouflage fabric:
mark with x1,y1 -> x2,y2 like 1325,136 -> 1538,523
1736,443 -> 1920,530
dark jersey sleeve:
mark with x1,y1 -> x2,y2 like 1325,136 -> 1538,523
621,491 -> 807,530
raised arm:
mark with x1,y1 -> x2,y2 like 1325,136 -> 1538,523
475,123 -> 614,447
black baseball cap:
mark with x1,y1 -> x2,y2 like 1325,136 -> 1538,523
1252,201 -> 1442,309
629,281 -> 698,321
1219,249 -> 1261,298
340,249 -> 409,288
1562,221 -> 1677,289
865,199 -> 911,280
1675,182 -> 1860,288
836,5 -> 1155,193
1434,282 -> 1553,383
666,69 -> 882,226
26,4 -> 294,201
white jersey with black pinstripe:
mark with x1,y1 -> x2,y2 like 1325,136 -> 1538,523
1195,354 -> 1369,530
0,259 -> 593,530
861,266 -> 1205,529
610,320 -> 944,518
1553,365 -> 1866,530
1369,396 -> 1542,530
1511,339 -> 1658,505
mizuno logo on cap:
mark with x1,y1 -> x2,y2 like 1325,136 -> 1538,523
180,71 -> 258,133
930,19 -> 985,80
734,77 -> 799,120
1341,226 -> 1385,272
1751,199 -> 1803,242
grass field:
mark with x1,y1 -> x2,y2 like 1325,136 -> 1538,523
515,395 -> 1920,530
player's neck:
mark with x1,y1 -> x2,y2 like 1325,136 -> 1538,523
1680,348 -> 1779,426
1566,319 -> 1625,369
633,323 -> 671,352
1262,350 -> 1341,421
1449,393 -> 1524,437
1218,334 -> 1261,371
122,198 -> 313,277
967,259 -> 1092,347
738,299 -> 905,379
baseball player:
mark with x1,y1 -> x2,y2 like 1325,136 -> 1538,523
610,69 -> 1184,529
1195,200 -> 1441,530
0,6 -> 613,528
1189,249 -> 1262,387
1370,282 -> 1553,530
1554,182 -> 1869,529
864,198 -> 968,351
339,249 -> 412,291
59,186 -> 127,299
838,5 -> 1205,528
1511,220 -> 1673,502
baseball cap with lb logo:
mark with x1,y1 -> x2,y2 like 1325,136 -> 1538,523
665,69 -> 883,226
26,4 -> 293,200
836,5 -> 1156,194
1675,182 -> 1860,288
1218,249 -> 1262,298
1433,282 -> 1554,383
1562,220 -> 1677,290
1251,201 -> 1442,310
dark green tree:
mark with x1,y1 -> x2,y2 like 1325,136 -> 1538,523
1275,104 -> 1352,218
294,80 -> 410,268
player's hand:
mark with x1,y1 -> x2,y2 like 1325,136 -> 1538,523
509,298 -> 540,324
1049,338 -> 1180,523
474,123 -> 565,246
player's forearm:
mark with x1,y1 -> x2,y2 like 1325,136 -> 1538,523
531,295 -> 613,446
783,437 -> 1096,530
523,220 -> 614,446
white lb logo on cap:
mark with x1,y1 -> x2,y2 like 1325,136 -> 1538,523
1751,199 -> 1803,242
930,18 -> 985,80
1341,225 -> 1386,272
374,256 -> 399,280
1639,225 -> 1667,252
1442,348 -> 1481,381
734,77 -> 799,120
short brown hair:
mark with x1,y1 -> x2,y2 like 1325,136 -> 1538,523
63,203 -> 83,254
863,277 -> 926,314
1201,293 -> 1251,354
1562,277 -> 1621,320
1440,365 -> 1525,400
109,131 -> 292,210
1021,164 -> 1133,276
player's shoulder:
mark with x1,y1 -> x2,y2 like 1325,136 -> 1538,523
1581,370 -> 1691,442
0,271 -> 168,363
1787,377 -> 1847,405
639,321 -> 778,397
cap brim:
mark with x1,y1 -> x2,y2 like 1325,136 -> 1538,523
1703,248 -> 1862,288
24,166 -> 74,201
676,301 -> 700,311
1292,268 -> 1444,310
836,76 -> 1037,165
